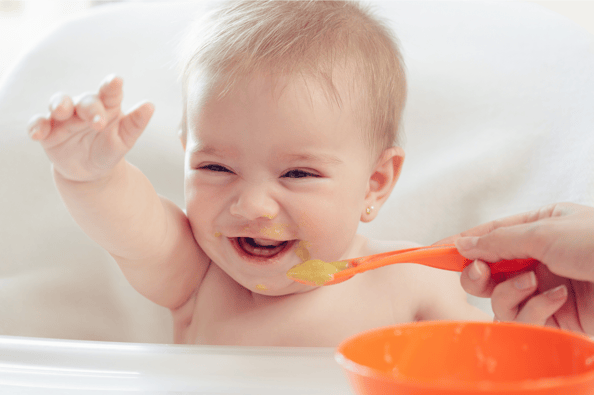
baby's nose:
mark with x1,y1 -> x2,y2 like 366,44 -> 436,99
229,185 -> 279,221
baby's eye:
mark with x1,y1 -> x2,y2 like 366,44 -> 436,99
200,164 -> 233,173
282,169 -> 319,179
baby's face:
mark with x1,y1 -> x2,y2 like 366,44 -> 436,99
184,72 -> 373,296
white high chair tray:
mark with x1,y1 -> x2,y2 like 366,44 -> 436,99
0,335 -> 352,394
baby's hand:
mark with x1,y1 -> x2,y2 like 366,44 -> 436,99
28,75 -> 154,182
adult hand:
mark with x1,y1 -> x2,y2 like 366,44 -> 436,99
434,202 -> 594,335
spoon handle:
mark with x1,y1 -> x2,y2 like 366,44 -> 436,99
326,244 -> 538,285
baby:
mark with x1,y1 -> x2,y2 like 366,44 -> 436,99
28,0 -> 490,346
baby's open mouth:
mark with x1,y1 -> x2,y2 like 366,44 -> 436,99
236,237 -> 292,259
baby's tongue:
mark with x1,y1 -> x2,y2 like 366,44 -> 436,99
252,238 -> 283,247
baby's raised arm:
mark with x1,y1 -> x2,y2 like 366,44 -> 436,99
28,75 -> 209,309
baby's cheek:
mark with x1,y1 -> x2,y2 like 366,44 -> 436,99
305,232 -> 353,263
295,240 -> 311,262
295,206 -> 358,259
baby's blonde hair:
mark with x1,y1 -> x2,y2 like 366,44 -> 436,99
178,0 -> 407,159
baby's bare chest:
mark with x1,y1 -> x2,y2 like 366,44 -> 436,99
175,266 -> 418,347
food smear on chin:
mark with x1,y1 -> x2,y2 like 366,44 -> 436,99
256,284 -> 267,291
214,232 -> 221,237
287,259 -> 349,286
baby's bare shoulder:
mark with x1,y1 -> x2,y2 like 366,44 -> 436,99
358,237 -> 421,256
358,237 -> 488,322
356,237 -> 431,296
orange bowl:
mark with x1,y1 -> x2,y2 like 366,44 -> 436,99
335,321 -> 594,395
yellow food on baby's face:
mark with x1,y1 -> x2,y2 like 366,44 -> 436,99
259,223 -> 288,239
256,284 -> 267,291
286,259 -> 349,286
295,240 -> 311,262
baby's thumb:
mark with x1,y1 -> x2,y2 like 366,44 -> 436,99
119,101 -> 155,148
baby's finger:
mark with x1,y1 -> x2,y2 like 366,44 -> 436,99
119,101 -> 154,148
73,92 -> 107,129
27,113 -> 51,141
48,92 -> 74,121
460,260 -> 496,298
514,285 -> 568,326
491,271 -> 538,321
98,74 -> 124,109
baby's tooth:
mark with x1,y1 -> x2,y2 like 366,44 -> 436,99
253,238 -> 282,246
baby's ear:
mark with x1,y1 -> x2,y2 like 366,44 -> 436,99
361,147 -> 405,223
178,128 -> 187,151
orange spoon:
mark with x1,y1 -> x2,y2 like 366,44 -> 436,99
286,244 -> 539,286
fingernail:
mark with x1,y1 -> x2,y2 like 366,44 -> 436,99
50,98 -> 61,111
514,271 -> 536,290
30,125 -> 40,139
468,260 -> 483,281
457,236 -> 479,250
545,285 -> 568,301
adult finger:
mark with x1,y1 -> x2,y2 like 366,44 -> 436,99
533,265 -> 583,333
574,281 -> 594,335
460,260 -> 496,297
433,205 -> 557,246
514,285 -> 568,326
491,271 -> 538,321
433,211 -> 539,246
454,222 -> 545,263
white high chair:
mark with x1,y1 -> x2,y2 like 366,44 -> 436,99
0,1 -> 593,392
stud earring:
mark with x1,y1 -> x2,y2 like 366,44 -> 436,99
366,206 -> 374,215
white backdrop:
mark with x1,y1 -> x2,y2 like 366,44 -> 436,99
0,1 -> 593,343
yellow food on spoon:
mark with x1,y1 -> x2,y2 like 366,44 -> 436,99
327,260 -> 349,270
287,259 -> 349,286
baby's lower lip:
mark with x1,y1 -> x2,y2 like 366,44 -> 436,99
230,237 -> 296,264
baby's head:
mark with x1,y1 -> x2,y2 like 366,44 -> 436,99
177,0 -> 408,295
178,0 -> 407,163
